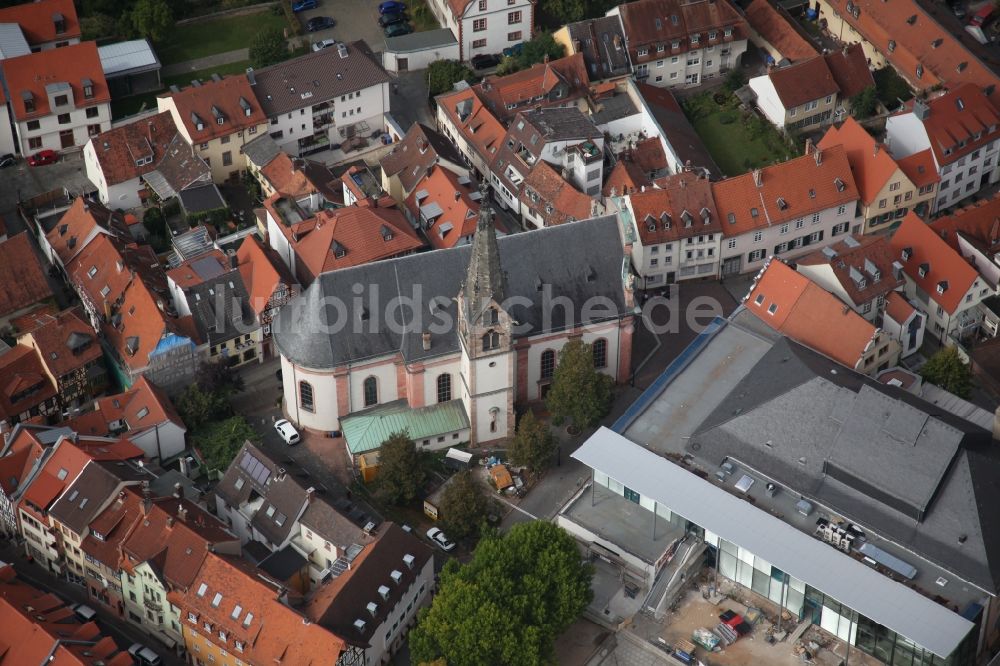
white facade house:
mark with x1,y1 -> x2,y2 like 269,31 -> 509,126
427,0 -> 533,62
0,105 -> 16,155
1,42 -> 111,155
885,86 -> 1000,214
250,42 -> 390,158
273,209 -> 635,445
715,145 -> 861,276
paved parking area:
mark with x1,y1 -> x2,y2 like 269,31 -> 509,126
0,152 -> 94,214
297,0 -> 390,52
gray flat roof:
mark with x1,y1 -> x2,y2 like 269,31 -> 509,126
562,481 -> 683,563
98,39 -> 161,76
384,28 -> 457,53
573,428 -> 975,659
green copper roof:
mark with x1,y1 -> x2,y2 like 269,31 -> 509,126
342,399 -> 470,454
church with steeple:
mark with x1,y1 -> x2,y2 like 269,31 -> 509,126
272,197 -> 634,454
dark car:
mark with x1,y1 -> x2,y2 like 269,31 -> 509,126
379,1 -> 406,14
383,21 -> 413,37
292,0 -> 317,11
27,149 -> 58,166
306,15 -> 335,31
0,153 -> 15,168
378,11 -> 408,26
471,53 -> 501,69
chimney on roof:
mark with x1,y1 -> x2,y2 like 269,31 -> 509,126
141,482 -> 151,516
422,332 -> 431,351
455,191 -> 462,201
913,97 -> 930,121
246,67 -> 256,85
306,486 -> 316,503
874,142 -> 880,156
178,505 -> 188,522
173,482 -> 183,500
814,148 -> 823,166
804,138 -> 813,156
752,169 -> 762,188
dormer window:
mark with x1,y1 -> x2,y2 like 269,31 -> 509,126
681,210 -> 693,227
918,262 -> 929,277
834,177 -> 846,192
916,64 -> 924,79
82,79 -> 94,99
888,40 -> 896,53
708,30 -> 717,40
191,112 -> 204,131
53,12 -> 65,34
334,241 -> 347,258
690,34 -> 700,45
937,280 -> 948,294
661,212 -> 671,229
776,197 -> 788,210
671,40 -> 680,50
22,91 -> 34,113
239,96 -> 252,117
724,27 -> 733,37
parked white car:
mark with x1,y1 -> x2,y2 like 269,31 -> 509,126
312,38 -> 337,51
426,526 -> 456,551
274,419 -> 301,445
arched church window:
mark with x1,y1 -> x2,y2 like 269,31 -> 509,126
482,330 -> 500,351
363,376 -> 378,407
540,349 -> 556,379
485,307 -> 499,325
592,338 -> 608,369
299,381 -> 314,412
437,374 -> 452,403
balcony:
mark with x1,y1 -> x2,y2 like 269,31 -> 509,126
143,596 -> 162,611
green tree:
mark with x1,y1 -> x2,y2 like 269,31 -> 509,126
851,85 -> 878,120
175,383 -> 230,430
374,431 -> 427,505
509,411 -> 556,474
411,521 -> 592,666
920,346 -> 974,399
537,0 -> 585,27
195,360 -> 245,396
129,0 -> 173,43
427,60 -> 477,98
249,26 -> 289,69
143,207 -> 167,238
194,415 -> 259,471
874,67 -> 913,110
438,471 -> 492,540
724,69 -> 747,92
546,339 -> 614,428
498,32 -> 565,74
81,13 -> 119,41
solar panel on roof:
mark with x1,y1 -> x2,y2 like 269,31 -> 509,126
239,451 -> 271,486
190,256 -> 226,280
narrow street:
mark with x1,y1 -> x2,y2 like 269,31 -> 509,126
0,539 -> 185,665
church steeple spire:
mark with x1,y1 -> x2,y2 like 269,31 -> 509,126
462,181 -> 507,324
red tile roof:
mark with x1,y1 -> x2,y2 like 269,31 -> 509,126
122,497 -> 235,589
901,83 -> 1000,166
824,44 -> 874,99
93,375 -> 185,435
405,165 -> 482,249
260,152 -> 320,199
236,234 -> 297,317
895,149 -> 939,188
166,249 -> 230,290
618,0 -> 748,64
885,290 -> 917,324
0,233 -> 54,319
81,488 -> 143,567
477,54 -> 591,121
603,159 -> 652,197
824,0 -> 1000,104
0,346 -> 56,422
768,56 -> 839,109
889,212 -> 980,315
713,144 -> 858,236
519,160 -> 596,227
2,42 -> 108,121
628,172 -> 721,245
88,111 -> 177,187
267,195 -> 424,279
929,193 -> 1000,255
745,258 -> 879,369
627,136 -> 669,175
164,74 -> 266,143
380,123 -> 466,194
174,552 -> 345,664
436,87 -> 506,166
818,117 -> 901,206
0,563 -> 131,666
745,0 -> 817,62
17,307 -> 101,381
0,0 -> 80,45
45,198 -> 130,267
795,234 -> 905,306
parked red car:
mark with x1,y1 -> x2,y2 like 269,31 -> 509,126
27,149 -> 58,166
